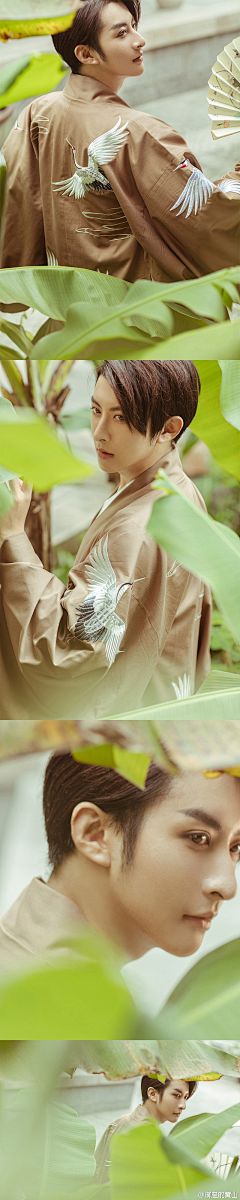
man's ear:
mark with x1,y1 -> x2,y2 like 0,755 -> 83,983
74,43 -> 100,65
156,416 -> 184,443
147,1087 -> 158,1102
70,802 -> 111,866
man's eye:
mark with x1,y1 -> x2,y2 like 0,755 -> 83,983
231,843 -> 240,859
188,832 -> 209,845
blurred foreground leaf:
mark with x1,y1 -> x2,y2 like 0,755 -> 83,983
0,54 -> 68,107
149,471 -> 240,642
219,359 -> 240,432
110,1124 -> 210,1200
0,407 -> 93,489
159,937 -> 240,1037
0,930 -> 136,1039
191,360 -> 240,481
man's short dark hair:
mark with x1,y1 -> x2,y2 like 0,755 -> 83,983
141,1076 -> 198,1102
43,753 -> 171,869
52,0 -> 141,72
96,360 -> 201,442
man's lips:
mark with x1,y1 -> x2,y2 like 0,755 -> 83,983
96,447 -> 114,458
133,52 -> 143,61
184,911 -> 218,930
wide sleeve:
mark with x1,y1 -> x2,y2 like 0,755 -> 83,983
0,520 -> 142,713
1,102 -> 47,268
127,122 -> 240,277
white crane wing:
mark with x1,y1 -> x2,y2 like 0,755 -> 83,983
84,536 -> 117,591
171,164 -> 215,218
88,117 -> 129,168
105,615 -> 125,666
52,171 -> 86,199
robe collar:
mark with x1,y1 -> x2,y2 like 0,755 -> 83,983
64,70 -> 130,110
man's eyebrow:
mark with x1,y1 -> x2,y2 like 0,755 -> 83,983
179,808 -> 221,831
110,21 -> 130,29
91,396 -> 123,412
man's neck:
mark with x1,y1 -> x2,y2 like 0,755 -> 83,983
119,439 -> 173,487
79,64 -> 125,94
47,857 -> 154,964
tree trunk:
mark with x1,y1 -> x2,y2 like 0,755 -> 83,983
25,491 -> 52,571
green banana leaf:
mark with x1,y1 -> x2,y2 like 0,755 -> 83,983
0,404 -> 93,489
1,715 -> 240,771
68,1039 -> 240,1081
0,54 -> 31,94
0,152 -> 7,261
148,470 -> 240,643
110,1123 -> 210,1200
0,3 -> 77,41
140,318 -> 240,360
0,267 -> 240,360
3,1094 -> 96,1198
219,360 -> 240,432
73,745 -> 152,790
110,672 -> 240,719
159,937 -> 240,1037
191,360 -> 240,481
0,54 -> 68,107
169,1102 -> 240,1160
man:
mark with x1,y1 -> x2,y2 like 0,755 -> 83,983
94,1076 -> 197,1185
1,0 -> 239,281
0,752 -> 239,970
0,359 -> 212,718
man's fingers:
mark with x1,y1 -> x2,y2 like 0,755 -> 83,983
8,477 -> 20,498
8,478 -> 32,501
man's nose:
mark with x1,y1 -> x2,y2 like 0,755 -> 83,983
95,414 -> 108,436
133,34 -> 145,47
203,859 -> 238,903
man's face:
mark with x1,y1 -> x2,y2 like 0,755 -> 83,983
94,2 -> 145,78
107,772 -> 240,956
91,374 -> 162,481
155,1081 -> 190,1123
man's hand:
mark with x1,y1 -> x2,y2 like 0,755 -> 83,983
0,478 -> 32,542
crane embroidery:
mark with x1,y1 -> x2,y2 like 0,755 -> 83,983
171,159 -> 215,217
52,117 -> 129,200
71,536 -> 144,667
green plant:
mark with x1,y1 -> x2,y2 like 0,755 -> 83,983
1,1040 -> 240,1200
0,364 -> 92,567
0,2 -> 78,42
0,54 -> 68,107
211,607 -> 240,674
0,266 -> 240,359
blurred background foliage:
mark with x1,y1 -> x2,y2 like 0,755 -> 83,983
0,1040 -> 240,1200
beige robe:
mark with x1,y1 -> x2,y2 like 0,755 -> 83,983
0,446 -> 212,718
0,877 -> 83,973
95,1104 -> 154,1184
1,72 -> 240,282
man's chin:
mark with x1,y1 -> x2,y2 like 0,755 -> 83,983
172,930 -> 205,957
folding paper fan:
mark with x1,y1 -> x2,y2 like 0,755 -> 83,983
207,37 -> 240,138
